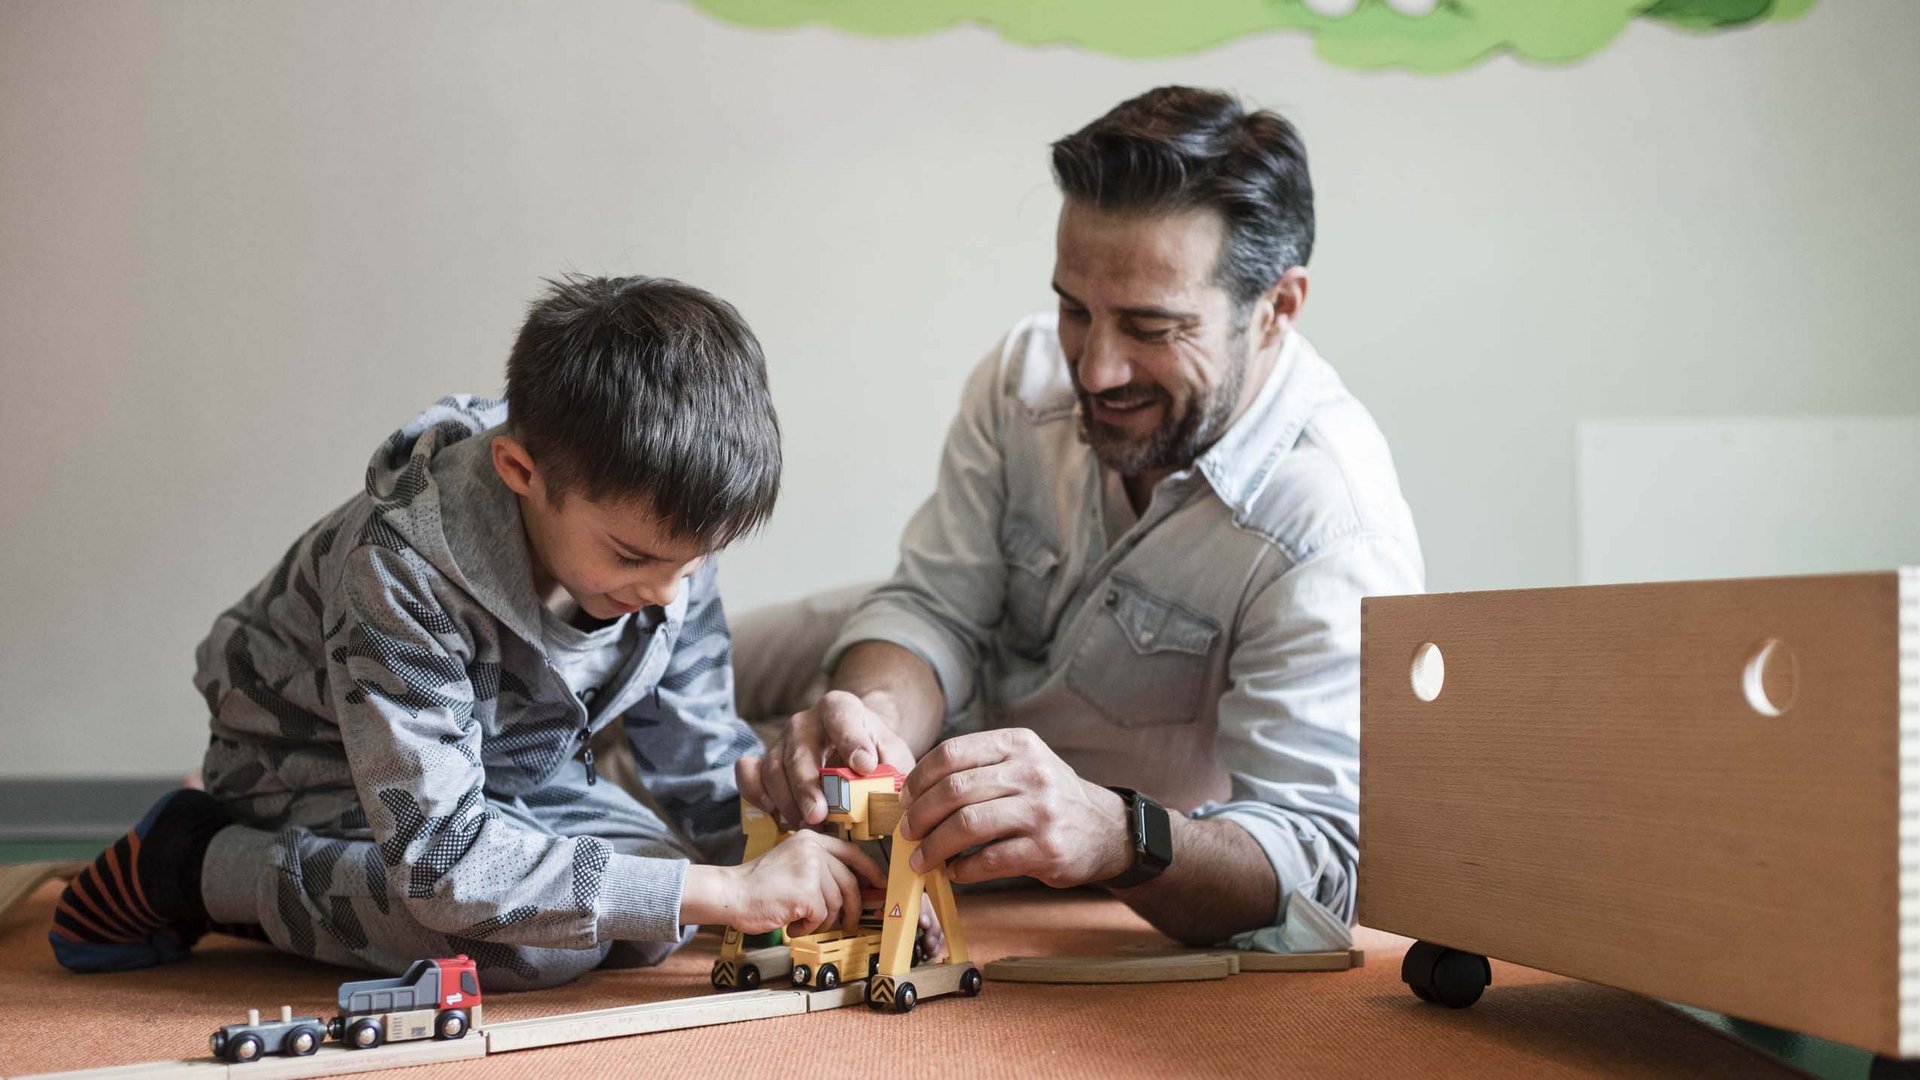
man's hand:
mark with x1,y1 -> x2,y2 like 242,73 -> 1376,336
737,690 -> 915,828
682,830 -> 887,938
897,728 -> 1134,888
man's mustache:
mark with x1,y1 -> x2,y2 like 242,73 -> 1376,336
1081,384 -> 1170,411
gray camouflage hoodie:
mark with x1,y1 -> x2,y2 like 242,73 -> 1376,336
194,396 -> 756,948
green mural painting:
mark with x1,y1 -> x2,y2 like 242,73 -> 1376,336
687,0 -> 1815,72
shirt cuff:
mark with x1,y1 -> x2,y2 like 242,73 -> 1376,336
1191,801 -> 1352,928
824,601 -> 977,721
594,853 -> 690,941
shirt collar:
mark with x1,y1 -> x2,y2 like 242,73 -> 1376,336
1193,331 -> 1326,514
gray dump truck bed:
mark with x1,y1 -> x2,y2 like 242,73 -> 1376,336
338,959 -> 440,1014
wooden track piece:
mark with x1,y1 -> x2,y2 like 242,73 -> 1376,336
802,981 -> 870,1011
0,860 -> 87,923
1117,944 -> 1365,972
983,953 -> 1233,984
16,1061 -> 230,1079
483,989 -> 808,1053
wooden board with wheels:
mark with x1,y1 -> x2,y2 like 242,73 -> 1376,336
865,961 -> 984,1012
1359,569 -> 1920,1058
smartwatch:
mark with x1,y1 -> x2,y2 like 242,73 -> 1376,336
1102,786 -> 1173,889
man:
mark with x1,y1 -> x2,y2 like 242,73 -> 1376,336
740,86 -> 1423,944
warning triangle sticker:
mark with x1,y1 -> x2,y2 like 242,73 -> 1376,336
888,904 -> 902,918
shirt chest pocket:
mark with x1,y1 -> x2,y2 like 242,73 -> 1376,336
1000,516 -> 1062,658
1067,577 -> 1221,728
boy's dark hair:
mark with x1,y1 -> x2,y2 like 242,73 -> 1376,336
505,274 -> 781,548
1051,86 -> 1315,314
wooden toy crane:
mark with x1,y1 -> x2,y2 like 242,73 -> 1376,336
711,765 -> 980,1012
816,764 -> 979,1011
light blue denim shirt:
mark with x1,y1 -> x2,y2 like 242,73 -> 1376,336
826,313 -> 1424,929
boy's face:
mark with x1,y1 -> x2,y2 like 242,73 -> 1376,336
491,435 -> 708,620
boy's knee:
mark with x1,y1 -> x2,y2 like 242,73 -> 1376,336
470,941 -> 614,992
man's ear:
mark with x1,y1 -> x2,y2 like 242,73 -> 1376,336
1255,266 -> 1310,352
490,434 -> 539,499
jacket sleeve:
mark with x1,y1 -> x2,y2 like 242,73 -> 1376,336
327,539 -> 687,946
1191,530 -> 1425,931
824,343 -> 1012,719
615,560 -> 760,866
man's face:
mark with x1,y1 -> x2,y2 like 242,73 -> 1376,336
1052,200 -> 1254,477
492,437 -> 708,621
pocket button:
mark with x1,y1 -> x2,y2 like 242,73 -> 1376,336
1105,589 -> 1119,608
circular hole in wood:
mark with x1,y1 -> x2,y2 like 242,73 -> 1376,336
1410,642 -> 1445,702
1742,638 -> 1797,717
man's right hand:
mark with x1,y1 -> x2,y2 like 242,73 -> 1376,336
736,690 -> 916,827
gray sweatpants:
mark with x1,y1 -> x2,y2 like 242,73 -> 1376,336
205,771 -> 692,991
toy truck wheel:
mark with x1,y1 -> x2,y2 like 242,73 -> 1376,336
818,963 -> 840,990
893,982 -> 917,1013
287,1026 -> 324,1056
960,966 -> 983,996
739,964 -> 761,990
791,963 -> 811,988
226,1033 -> 264,1064
1402,941 -> 1490,1009
435,1009 -> 469,1040
868,954 -> 880,979
345,1018 -> 384,1050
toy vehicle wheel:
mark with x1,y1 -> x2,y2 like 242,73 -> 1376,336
893,982 -> 917,1013
1402,940 -> 1490,1009
226,1033 -> 264,1064
790,963 -> 811,988
960,966 -> 983,996
739,964 -> 761,990
345,1018 -> 384,1050
868,954 -> 880,979
435,1009 -> 469,1040
287,1025 -> 324,1056
818,963 -> 840,990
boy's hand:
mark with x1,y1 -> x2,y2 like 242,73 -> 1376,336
683,831 -> 887,938
737,690 -> 915,828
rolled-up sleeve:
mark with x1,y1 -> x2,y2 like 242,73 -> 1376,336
1193,530 -> 1425,929
825,345 -> 1012,720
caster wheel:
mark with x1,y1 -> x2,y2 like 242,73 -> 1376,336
1403,941 -> 1490,1009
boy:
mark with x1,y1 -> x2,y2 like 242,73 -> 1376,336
51,275 -> 882,990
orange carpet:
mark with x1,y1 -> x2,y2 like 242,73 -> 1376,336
0,881 -> 1797,1078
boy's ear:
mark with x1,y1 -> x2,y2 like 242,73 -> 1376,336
490,435 -> 540,499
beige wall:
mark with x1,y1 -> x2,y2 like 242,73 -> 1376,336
4,1 -> 1917,776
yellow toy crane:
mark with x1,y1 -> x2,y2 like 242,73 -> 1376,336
811,764 -> 981,1013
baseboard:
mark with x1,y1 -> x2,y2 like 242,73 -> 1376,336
0,777 -> 181,840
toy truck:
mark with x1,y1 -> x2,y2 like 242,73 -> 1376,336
328,955 -> 483,1050
208,1005 -> 327,1064
712,799 -> 796,991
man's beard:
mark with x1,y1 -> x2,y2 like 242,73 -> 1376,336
1076,359 -> 1245,477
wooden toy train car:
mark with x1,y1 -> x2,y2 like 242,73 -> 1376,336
207,955 -> 482,1063
329,955 -> 483,1049
208,1006 -> 327,1064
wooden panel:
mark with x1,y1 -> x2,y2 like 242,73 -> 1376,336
227,1036 -> 484,1079
1360,572 -> 1902,1054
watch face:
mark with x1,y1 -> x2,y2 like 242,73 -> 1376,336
1141,800 -> 1174,865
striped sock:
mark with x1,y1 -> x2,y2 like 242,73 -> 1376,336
49,789 -> 230,973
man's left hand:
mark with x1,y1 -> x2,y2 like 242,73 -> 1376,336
897,728 -> 1134,888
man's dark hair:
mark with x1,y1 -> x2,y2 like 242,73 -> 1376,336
1051,86 -> 1314,313
505,274 -> 780,548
